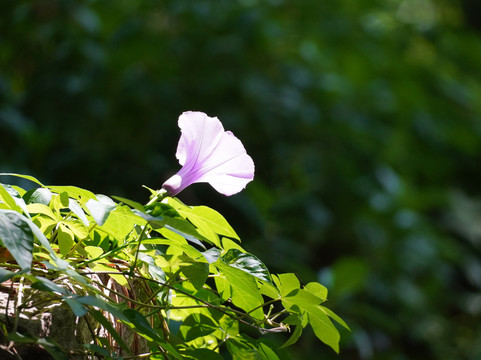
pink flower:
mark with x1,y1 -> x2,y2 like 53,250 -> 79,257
162,111 -> 255,196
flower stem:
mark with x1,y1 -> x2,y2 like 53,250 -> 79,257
146,188 -> 168,206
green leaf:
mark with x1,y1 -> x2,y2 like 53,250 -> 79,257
222,237 -> 244,251
68,198 -> 89,226
159,216 -> 210,249
226,337 -> 260,360
215,261 -> 264,319
320,306 -> 350,331
146,201 -> 180,218
100,205 -> 146,239
6,332 -> 37,344
37,338 -> 69,360
76,296 -> 128,322
27,203 -> 57,220
304,282 -> 328,301
214,273 -> 232,301
182,262 -> 209,290
273,273 -> 300,297
89,309 -> 132,353
159,227 -> 186,243
86,196 -> 116,226
122,309 -> 183,359
0,210 -> 34,270
90,262 -> 129,287
285,301 -> 340,353
64,297 -> 88,317
2,184 -> 30,217
59,191 -> 69,207
309,310 -> 340,353
28,214 -> 67,269
25,187 -> 52,205
0,208 -> 64,269
83,344 -> 116,359
218,313 -> 239,337
259,281 -> 280,299
57,223 -> 75,256
180,313 -> 218,342
188,206 -> 240,240
133,209 -> 165,229
0,268 -> 14,282
0,268 -> 27,282
63,219 -> 89,241
201,247 -> 220,264
182,348 -> 224,360
142,185 -> 157,196
221,249 -> 272,283
48,185 -> 96,203
283,289 -> 323,308
256,338 -> 282,360
11,185 -> 26,197
84,245 -> 103,259
31,276 -> 68,295
0,173 -> 45,187
227,336 -> 282,360
124,309 -> 159,343
280,315 -> 303,348
112,195 -> 145,211
167,198 -> 221,247
0,183 -> 21,211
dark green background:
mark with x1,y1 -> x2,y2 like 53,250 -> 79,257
2,1 -> 481,359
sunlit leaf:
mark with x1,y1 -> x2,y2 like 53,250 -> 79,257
112,195 -> 144,211
259,281 -> 280,299
84,245 -> 103,259
100,205 -> 146,239
48,185 -> 96,203
0,173 -> 45,187
283,289 -> 323,308
304,282 -> 328,301
27,203 -> 57,220
64,219 -> 89,240
201,247 -> 220,264
309,310 -> 340,353
0,183 -> 22,212
222,237 -> 244,251
188,206 -> 240,240
68,198 -> 89,226
221,248 -> 271,283
25,187 -> 52,205
57,223 -> 75,256
167,198 -> 221,247
86,196 -> 116,226
321,306 -> 350,331
273,273 -> 300,297
215,261 -> 264,319
89,262 -> 128,287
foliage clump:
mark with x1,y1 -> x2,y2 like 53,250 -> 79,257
0,173 -> 347,359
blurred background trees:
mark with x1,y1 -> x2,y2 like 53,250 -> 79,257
2,0 -> 481,358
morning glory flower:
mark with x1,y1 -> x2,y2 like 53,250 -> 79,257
162,111 -> 254,196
